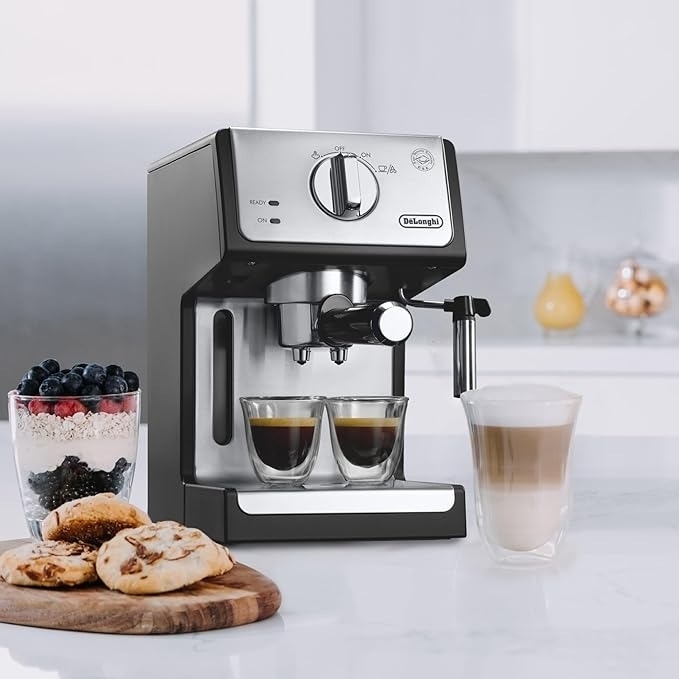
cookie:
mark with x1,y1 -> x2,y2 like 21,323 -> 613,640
96,521 -> 234,595
0,540 -> 98,588
42,493 -> 151,546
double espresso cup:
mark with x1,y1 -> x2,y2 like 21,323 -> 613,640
240,396 -> 408,487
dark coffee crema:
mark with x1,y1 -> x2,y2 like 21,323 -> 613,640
249,417 -> 317,471
470,423 -> 573,487
334,417 -> 399,468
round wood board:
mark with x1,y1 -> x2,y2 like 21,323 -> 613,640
0,539 -> 281,634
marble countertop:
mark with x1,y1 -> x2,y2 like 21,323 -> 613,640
0,422 -> 678,678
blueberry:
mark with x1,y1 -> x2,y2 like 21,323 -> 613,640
61,372 -> 84,396
106,364 -> 124,378
17,378 -> 40,396
103,375 -> 128,395
40,358 -> 60,375
83,363 -> 106,387
39,377 -> 64,396
25,365 -> 49,384
73,363 -> 87,370
70,366 -> 85,376
80,384 -> 101,412
123,371 -> 140,392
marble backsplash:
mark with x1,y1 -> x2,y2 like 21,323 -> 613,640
413,151 -> 679,343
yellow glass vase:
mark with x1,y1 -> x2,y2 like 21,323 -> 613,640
534,272 -> 586,332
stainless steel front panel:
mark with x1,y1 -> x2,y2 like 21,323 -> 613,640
194,299 -> 394,485
230,128 -> 454,247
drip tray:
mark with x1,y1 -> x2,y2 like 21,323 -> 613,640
184,480 -> 467,542
231,480 -> 457,515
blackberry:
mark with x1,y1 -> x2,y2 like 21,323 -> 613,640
61,479 -> 100,503
28,470 -> 60,495
39,493 -> 64,512
92,470 -> 111,493
113,457 -> 131,474
31,455 -> 131,510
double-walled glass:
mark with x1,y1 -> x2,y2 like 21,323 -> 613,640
240,396 -> 325,486
8,390 -> 141,539
325,396 -> 408,485
461,384 -> 581,565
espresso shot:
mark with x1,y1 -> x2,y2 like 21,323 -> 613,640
326,397 -> 408,485
249,417 -> 317,471
240,397 -> 325,486
333,418 -> 399,467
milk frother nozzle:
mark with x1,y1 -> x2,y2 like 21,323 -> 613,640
449,296 -> 491,398
397,290 -> 491,398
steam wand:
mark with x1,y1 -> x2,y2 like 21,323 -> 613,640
398,289 -> 491,398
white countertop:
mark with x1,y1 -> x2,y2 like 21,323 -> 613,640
0,422 -> 678,678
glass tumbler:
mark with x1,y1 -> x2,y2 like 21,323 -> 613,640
240,396 -> 325,486
8,390 -> 141,540
461,384 -> 581,565
325,396 -> 408,485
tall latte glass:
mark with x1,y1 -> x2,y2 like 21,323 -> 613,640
461,385 -> 581,565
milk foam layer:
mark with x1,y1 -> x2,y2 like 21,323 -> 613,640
461,384 -> 581,427
479,485 -> 567,551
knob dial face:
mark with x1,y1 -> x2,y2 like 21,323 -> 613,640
310,152 -> 379,221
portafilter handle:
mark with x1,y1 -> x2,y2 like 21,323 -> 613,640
318,300 -> 414,348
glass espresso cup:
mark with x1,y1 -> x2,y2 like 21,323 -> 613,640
240,397 -> 324,486
461,384 -> 581,565
325,396 -> 408,485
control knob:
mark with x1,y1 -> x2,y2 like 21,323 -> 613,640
310,152 -> 379,220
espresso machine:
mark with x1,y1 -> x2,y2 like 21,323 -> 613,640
147,128 -> 489,543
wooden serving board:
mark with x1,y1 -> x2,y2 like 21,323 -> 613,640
0,539 -> 281,634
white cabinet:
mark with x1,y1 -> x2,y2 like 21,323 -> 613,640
405,344 -> 679,437
514,0 -> 679,151
314,0 -> 679,152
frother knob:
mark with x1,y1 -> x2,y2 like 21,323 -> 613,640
310,152 -> 379,220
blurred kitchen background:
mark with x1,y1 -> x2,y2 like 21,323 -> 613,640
1,0 -> 678,437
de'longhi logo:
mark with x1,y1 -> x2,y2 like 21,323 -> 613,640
411,148 -> 435,172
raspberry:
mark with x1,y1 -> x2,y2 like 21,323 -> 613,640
54,399 -> 88,418
28,399 -> 52,415
99,398 -> 123,414
122,395 -> 137,413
